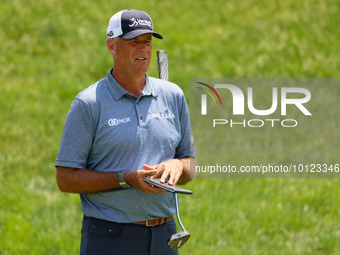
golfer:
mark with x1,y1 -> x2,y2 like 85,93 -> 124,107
55,9 -> 196,255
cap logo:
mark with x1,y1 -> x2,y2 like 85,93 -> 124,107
129,18 -> 152,29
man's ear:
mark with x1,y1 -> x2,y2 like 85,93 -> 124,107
106,38 -> 116,56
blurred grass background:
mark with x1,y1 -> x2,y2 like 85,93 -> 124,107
1,0 -> 339,254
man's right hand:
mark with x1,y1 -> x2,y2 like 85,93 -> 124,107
125,169 -> 167,194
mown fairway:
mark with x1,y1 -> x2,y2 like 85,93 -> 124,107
1,0 -> 339,254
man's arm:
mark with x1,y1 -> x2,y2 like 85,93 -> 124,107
56,166 -> 165,194
178,157 -> 197,185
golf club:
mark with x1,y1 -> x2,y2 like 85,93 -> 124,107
167,193 -> 191,250
156,50 -> 191,250
157,50 -> 169,81
143,178 -> 193,250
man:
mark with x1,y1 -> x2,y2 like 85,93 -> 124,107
55,9 -> 196,255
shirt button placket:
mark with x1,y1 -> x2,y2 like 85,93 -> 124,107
136,100 -> 143,126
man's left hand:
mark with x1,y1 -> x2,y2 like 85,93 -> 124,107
143,159 -> 184,186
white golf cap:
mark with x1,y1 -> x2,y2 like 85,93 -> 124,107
107,9 -> 163,40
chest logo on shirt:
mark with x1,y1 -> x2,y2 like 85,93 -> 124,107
108,117 -> 131,126
148,112 -> 175,119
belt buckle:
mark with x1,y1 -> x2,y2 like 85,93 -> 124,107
146,218 -> 162,227
146,220 -> 156,227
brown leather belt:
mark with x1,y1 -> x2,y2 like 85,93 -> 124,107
134,216 -> 173,227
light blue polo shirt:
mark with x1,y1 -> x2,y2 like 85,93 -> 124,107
56,69 -> 195,223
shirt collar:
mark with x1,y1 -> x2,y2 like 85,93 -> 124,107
106,68 -> 158,100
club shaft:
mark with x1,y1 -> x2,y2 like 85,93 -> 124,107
175,193 -> 186,232
157,50 -> 169,81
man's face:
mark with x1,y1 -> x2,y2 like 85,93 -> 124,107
113,33 -> 152,76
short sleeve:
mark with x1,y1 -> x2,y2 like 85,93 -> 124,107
175,93 -> 196,159
55,98 -> 97,169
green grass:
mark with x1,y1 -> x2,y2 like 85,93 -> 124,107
1,0 -> 340,254
183,178 -> 340,254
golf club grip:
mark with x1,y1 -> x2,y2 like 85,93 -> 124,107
157,50 -> 169,81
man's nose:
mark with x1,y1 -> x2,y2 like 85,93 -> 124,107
137,42 -> 150,52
